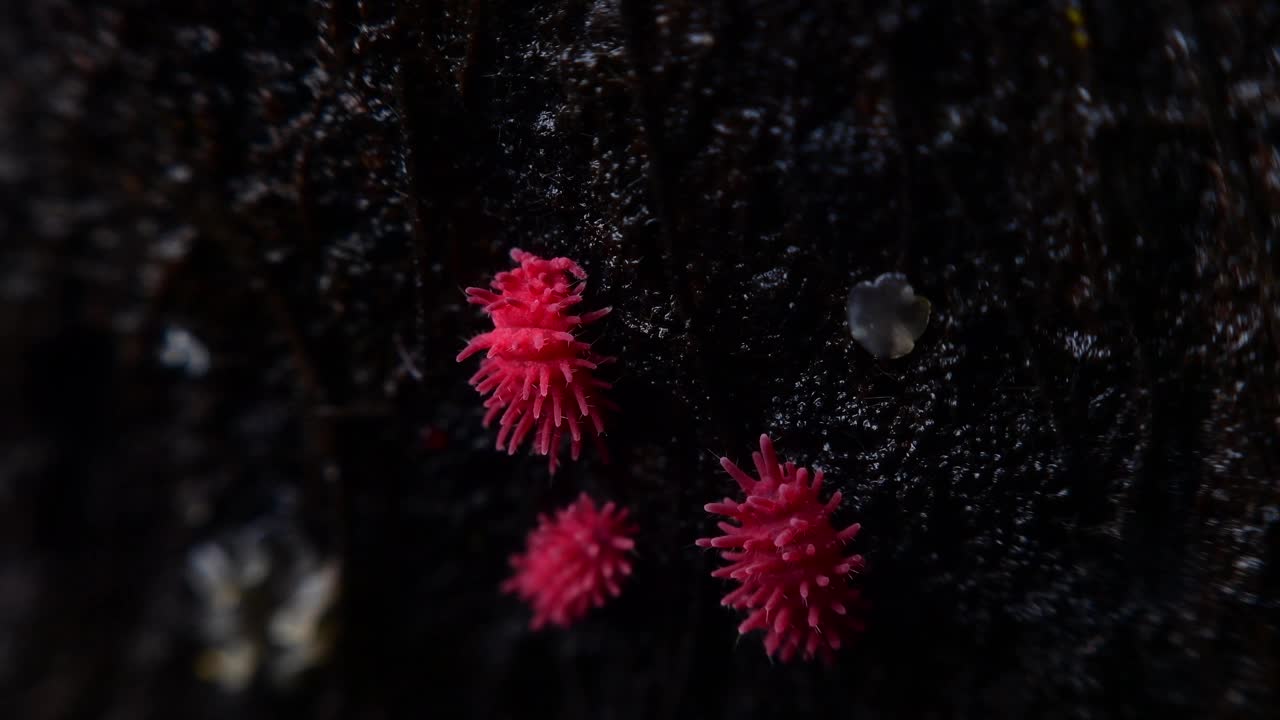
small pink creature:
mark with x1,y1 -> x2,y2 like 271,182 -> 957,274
698,434 -> 866,661
503,493 -> 637,629
457,249 -> 617,473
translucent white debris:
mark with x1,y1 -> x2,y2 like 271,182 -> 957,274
846,273 -> 931,359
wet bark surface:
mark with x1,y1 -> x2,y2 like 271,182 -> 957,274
2,1 -> 1279,718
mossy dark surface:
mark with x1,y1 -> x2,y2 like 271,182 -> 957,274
3,1 -> 1279,718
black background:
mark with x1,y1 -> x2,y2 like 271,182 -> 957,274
2,1 -> 1278,718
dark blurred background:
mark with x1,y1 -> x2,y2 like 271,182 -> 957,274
2,1 -> 1279,718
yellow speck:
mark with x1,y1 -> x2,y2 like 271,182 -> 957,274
1066,6 -> 1089,49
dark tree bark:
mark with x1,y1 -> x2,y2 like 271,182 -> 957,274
2,1 -> 1278,718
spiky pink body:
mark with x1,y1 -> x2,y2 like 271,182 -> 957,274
698,434 -> 866,662
457,248 -> 617,473
503,494 -> 637,629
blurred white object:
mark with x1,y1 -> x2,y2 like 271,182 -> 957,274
186,528 -> 339,692
158,326 -> 211,377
